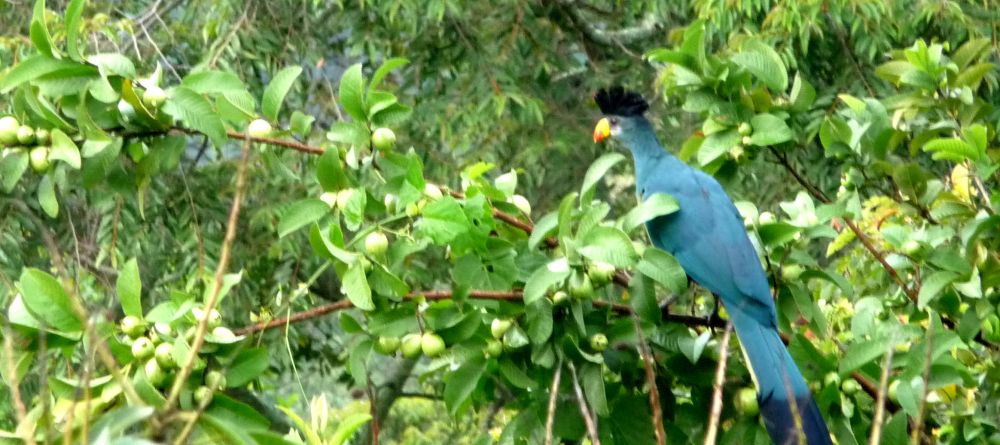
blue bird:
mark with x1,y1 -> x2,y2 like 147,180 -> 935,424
592,87 -> 832,445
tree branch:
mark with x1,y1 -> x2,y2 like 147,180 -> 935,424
544,358 -> 563,445
567,361 -> 601,445
704,322 -> 733,445
555,0 -> 662,47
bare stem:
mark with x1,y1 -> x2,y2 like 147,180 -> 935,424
633,316 -> 666,445
704,322 -> 733,445
544,358 -> 564,445
868,340 -> 896,445
567,361 -> 601,445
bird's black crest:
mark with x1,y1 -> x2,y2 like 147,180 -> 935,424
595,86 -> 649,116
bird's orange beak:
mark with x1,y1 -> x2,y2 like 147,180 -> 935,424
593,117 -> 610,143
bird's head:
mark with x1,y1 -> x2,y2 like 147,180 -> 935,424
592,86 -> 650,143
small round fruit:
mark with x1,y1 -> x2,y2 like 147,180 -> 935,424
568,271 -> 594,299
207,309 -> 222,329
194,385 -> 213,405
737,122 -> 752,135
247,119 -> 273,138
901,240 -> 921,256
509,194 -> 531,216
405,202 -> 422,217
131,337 -> 155,360
589,333 -> 608,352
424,183 -> 443,200
741,136 -> 752,146
29,146 -> 50,172
375,336 -> 401,355
401,333 -> 423,359
587,261 -> 616,287
823,372 -> 841,388
841,379 -> 861,395
734,387 -> 759,416
33,128 -> 49,145
205,370 -> 226,389
145,359 -> 166,387
16,126 -> 34,145
550,290 -> 569,305
320,192 -> 337,208
888,380 -> 900,401
371,127 -> 396,151
142,86 -> 167,108
383,194 -> 397,213
365,231 -> 389,256
491,319 -> 513,339
484,340 -> 503,358
421,332 -> 446,357
155,342 -> 176,369
0,116 -> 19,145
120,316 -> 145,338
758,211 -> 776,225
781,264 -> 804,281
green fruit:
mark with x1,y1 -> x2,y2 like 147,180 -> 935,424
142,86 -> 167,108
29,146 -> 50,172
586,261 -> 616,287
758,211 -> 776,225
320,192 -> 337,208
894,342 -> 911,353
841,379 -> 861,395
741,136 -> 752,146
589,333 -> 608,352
207,309 -> 222,329
823,372 -> 841,388
34,128 -> 49,145
781,264 -> 804,281
375,336 -> 401,355
247,119 -> 273,138
371,127 -> 396,151
16,126 -> 34,145
491,319 -> 513,339
737,122 -> 752,135
568,271 -> 594,299
401,333 -> 423,358
405,202 -> 422,217
421,332 -> 446,357
888,380 -> 900,402
205,370 -> 226,389
145,359 -> 166,387
155,342 -> 176,369
153,322 -> 173,339
550,290 -> 569,305
734,387 -> 759,416
131,337 -> 155,360
901,240 -> 921,256
383,194 -> 397,213
0,116 -> 19,145
424,183 -> 443,200
484,340 -> 503,358
194,385 -> 213,405
365,231 -> 389,256
509,194 -> 531,216
120,315 -> 145,338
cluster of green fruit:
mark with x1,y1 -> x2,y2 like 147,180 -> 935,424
0,116 -> 53,173
373,331 -> 446,358
117,305 -> 231,405
549,261 -> 617,304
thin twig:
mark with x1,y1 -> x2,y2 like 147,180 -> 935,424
165,132 -> 253,410
3,325 -> 33,445
868,340 -> 896,445
633,315 -> 666,445
910,319 -> 935,445
367,373 -> 380,445
567,361 -> 601,445
544,358 -> 564,445
704,322 -> 733,445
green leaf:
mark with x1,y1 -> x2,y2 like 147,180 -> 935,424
37,173 -> 58,218
277,199 -> 329,238
0,56 -> 88,93
330,413 -> 373,445
316,149 -> 350,191
749,113 -> 793,146
290,110 -> 315,136
277,406 -> 323,445
525,299 -> 553,344
64,0 -> 86,61
580,363 -> 608,416
117,258 -> 142,318
839,339 -> 887,374
181,70 -> 248,95
0,150 -> 29,192
225,347 -> 268,387
416,197 -> 469,244
580,153 -> 626,201
371,102 -> 412,126
17,268 -> 82,333
30,0 -> 54,57
339,64 -> 366,121
528,212 -> 557,249
789,73 -> 816,111
262,66 -> 303,120
922,138 -> 978,162
48,129 -> 81,169
757,222 -> 801,246
578,226 -> 637,268
326,121 -> 370,147
698,129 -> 739,166
342,263 -> 374,310
918,271 -> 960,309
87,407 -> 155,442
87,54 -> 136,78
444,356 -> 486,416
498,358 -> 538,389
731,40 -> 788,91
621,193 -> 679,232
954,63 -> 994,88
636,248 -> 687,294
523,258 -> 571,304
164,87 -> 227,148
368,58 -> 409,96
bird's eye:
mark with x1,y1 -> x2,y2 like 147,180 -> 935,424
609,117 -> 619,125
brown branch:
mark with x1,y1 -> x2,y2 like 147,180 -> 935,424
868,341 -> 896,445
632,315 -> 666,445
544,358 -> 563,445
566,361 -> 601,445
704,322 -> 733,445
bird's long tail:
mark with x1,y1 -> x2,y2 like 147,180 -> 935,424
728,308 -> 832,445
